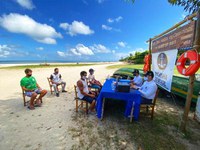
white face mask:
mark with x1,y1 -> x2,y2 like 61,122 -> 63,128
82,76 -> 87,80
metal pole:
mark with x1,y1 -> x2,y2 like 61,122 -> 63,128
180,9 -> 200,132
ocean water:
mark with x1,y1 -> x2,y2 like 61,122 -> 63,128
0,60 -> 112,64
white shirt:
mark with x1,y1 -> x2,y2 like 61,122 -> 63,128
139,80 -> 157,99
88,74 -> 95,82
133,75 -> 143,87
50,73 -> 61,82
77,79 -> 89,99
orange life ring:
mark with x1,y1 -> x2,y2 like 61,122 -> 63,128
176,50 -> 200,76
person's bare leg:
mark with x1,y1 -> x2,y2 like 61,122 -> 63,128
89,100 -> 96,111
29,92 -> 37,109
96,81 -> 102,87
37,90 -> 47,104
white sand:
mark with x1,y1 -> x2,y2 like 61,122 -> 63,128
0,63 -> 118,150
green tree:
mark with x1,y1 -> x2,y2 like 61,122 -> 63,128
168,0 -> 200,13
127,0 -> 199,13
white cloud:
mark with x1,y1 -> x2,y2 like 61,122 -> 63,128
181,12 -> 189,20
69,44 -> 94,56
0,13 -> 62,44
118,41 -> 126,48
107,16 -> 123,23
115,16 -> 123,22
102,24 -> 112,30
0,45 -> 11,57
90,44 -> 111,53
59,21 -> 94,36
70,48 -> 81,56
57,51 -> 66,57
0,44 -> 27,57
114,48 -> 145,60
59,23 -> 69,30
115,52 -> 129,59
36,47 -> 44,50
58,43 -> 114,57
129,48 -> 145,55
16,0 -> 35,10
107,18 -> 114,23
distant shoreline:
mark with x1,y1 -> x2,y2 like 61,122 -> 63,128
0,62 -> 120,68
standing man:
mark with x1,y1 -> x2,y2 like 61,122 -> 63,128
130,69 -> 143,88
50,68 -> 67,97
20,68 -> 47,110
77,71 -> 96,112
134,71 -> 158,104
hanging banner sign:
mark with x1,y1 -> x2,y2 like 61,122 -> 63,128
152,21 -> 196,53
152,49 -> 178,92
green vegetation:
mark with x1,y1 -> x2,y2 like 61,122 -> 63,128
168,0 -> 200,13
0,63 -> 95,69
107,63 -> 200,75
119,50 -> 149,64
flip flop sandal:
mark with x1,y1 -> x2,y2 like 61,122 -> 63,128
27,106 -> 35,110
34,103 -> 41,107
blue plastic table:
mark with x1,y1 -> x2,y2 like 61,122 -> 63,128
96,78 -> 141,121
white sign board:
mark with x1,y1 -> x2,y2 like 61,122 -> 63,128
152,49 -> 178,92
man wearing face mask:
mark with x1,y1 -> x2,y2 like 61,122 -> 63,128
133,71 -> 157,104
20,68 -> 47,110
50,68 -> 67,97
77,71 -> 96,112
143,71 -> 148,81
130,69 -> 143,88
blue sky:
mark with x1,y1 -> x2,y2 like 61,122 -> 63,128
0,0 -> 187,62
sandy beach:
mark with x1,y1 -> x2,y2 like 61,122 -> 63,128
0,63 -> 117,150
0,62 -> 200,150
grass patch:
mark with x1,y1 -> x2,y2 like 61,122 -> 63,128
126,111 -> 186,150
0,63 -> 95,69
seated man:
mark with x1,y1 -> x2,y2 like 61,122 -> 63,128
143,71 -> 148,82
77,71 -> 96,112
130,69 -> 143,88
88,68 -> 102,90
134,71 -> 157,104
50,68 -> 67,97
20,68 -> 47,110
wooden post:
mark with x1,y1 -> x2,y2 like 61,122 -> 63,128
149,38 -> 152,71
194,9 -> 200,53
180,75 -> 195,132
180,9 -> 200,132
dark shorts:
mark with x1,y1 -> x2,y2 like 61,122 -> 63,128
91,84 -> 101,89
25,89 -> 41,97
81,92 -> 96,104
141,97 -> 152,104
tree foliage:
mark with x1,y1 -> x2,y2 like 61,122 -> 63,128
119,50 -> 149,64
127,0 -> 199,13
168,0 -> 200,13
